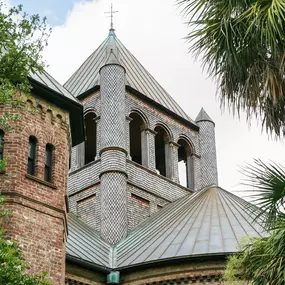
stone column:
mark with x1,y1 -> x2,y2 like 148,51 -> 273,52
145,128 -> 157,171
94,116 -> 100,160
168,141 -> 180,183
141,128 -> 148,167
126,116 -> 132,160
99,59 -> 128,245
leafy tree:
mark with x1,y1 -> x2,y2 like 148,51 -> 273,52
0,2 -> 51,284
0,1 -> 50,172
178,0 -> 285,137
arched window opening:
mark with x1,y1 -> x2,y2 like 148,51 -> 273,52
45,144 -> 53,183
0,130 -> 4,162
85,112 -> 97,165
129,113 -> 145,165
178,139 -> 194,189
154,126 -> 169,177
28,136 -> 37,175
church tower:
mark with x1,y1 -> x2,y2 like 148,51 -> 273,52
65,28 -> 221,247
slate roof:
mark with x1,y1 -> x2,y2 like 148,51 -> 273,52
30,71 -> 80,104
64,30 -> 195,124
66,186 -> 267,269
195,108 -> 214,123
67,213 -> 111,267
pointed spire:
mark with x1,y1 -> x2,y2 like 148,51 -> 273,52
105,4 -> 118,33
195,108 -> 214,124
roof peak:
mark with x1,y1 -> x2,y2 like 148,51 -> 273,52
108,28 -> 116,37
195,108 -> 214,123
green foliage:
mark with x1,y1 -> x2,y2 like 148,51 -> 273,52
0,2 -> 50,100
178,0 -> 285,137
0,197 -> 50,285
0,1 -> 50,170
0,228 -> 51,285
223,160 -> 285,284
0,2 -> 51,284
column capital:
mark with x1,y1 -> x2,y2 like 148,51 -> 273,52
93,115 -> 101,122
144,128 -> 157,135
126,116 -> 133,122
168,141 -> 180,148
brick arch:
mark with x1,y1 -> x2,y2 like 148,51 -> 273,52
177,134 -> 196,155
84,107 -> 97,116
129,109 -> 149,129
43,134 -> 59,149
26,99 -> 35,108
154,122 -> 173,141
22,126 -> 43,143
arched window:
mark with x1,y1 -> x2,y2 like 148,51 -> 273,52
154,126 -> 170,177
0,130 -> 4,162
28,136 -> 37,175
84,112 -> 97,165
129,112 -> 146,165
178,138 -> 194,189
45,144 -> 53,183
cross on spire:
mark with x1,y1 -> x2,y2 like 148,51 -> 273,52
105,4 -> 118,31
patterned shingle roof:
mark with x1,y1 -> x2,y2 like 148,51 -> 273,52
66,186 -> 267,269
63,30 -> 195,124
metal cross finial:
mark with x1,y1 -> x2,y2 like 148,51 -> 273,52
105,4 -> 118,30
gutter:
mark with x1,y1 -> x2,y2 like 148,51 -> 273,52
66,255 -> 121,284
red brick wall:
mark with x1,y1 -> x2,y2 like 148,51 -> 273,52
0,94 -> 71,285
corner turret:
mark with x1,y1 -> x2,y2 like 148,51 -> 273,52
196,108 -> 218,187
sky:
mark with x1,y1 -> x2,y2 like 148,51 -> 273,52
8,0 -> 285,197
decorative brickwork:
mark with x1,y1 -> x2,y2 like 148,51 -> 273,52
0,95 -> 70,285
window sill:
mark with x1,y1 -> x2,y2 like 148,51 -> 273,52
25,174 -> 57,189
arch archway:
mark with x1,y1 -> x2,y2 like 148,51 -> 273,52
84,112 -> 97,165
129,112 -> 147,165
177,138 -> 194,189
154,125 -> 171,177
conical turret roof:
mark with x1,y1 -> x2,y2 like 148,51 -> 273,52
64,30 -> 195,125
196,107 -> 214,123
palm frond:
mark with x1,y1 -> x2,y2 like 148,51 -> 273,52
241,159 -> 285,229
178,0 -> 285,137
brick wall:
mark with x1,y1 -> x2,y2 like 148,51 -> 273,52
0,94 -> 71,285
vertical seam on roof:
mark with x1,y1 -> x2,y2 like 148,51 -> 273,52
64,38 -> 108,90
116,38 -> 173,112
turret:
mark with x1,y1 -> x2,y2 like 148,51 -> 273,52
99,31 -> 128,244
196,108 -> 218,187
0,75 -> 84,285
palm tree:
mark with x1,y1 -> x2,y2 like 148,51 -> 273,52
177,2 -> 285,283
178,0 -> 285,137
223,160 -> 285,284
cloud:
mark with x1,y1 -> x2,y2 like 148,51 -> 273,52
43,0 -> 285,196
